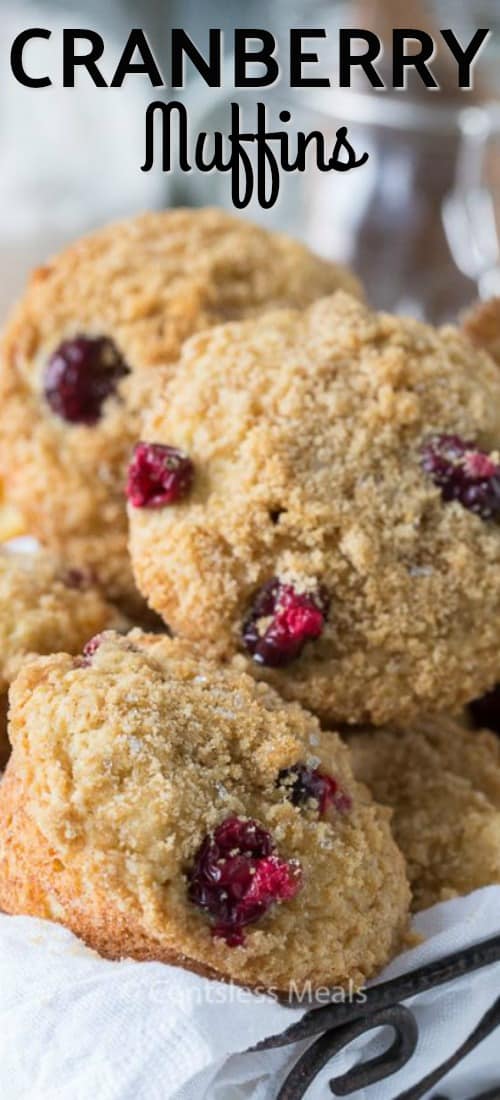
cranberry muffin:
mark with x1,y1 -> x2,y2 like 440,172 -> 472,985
128,291 -> 500,726
0,209 -> 359,615
349,715 -> 500,911
460,299 -> 500,733
0,547 -> 124,764
0,630 -> 409,992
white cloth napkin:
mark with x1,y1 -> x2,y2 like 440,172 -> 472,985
0,887 -> 498,1100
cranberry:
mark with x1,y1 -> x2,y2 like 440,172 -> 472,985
421,434 -> 500,520
278,764 -> 352,816
188,816 -> 302,946
60,567 -> 95,591
82,634 -> 103,659
469,684 -> 500,735
126,443 -> 194,508
242,579 -> 328,668
44,336 -> 129,425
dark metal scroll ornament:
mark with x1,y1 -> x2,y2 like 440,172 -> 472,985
251,934 -> 500,1099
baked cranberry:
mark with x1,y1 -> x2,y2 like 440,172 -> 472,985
44,336 -> 129,425
421,434 -> 500,519
82,634 -> 103,659
60,567 -> 95,591
469,684 -> 500,735
126,443 -> 194,508
242,579 -> 328,667
188,816 -> 302,946
278,764 -> 352,815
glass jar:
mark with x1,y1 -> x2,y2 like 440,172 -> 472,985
180,0 -> 500,321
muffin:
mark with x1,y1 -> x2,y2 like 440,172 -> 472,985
128,291 -> 500,725
349,715 -> 500,911
0,209 -> 359,615
0,546 -> 124,764
0,630 -> 409,992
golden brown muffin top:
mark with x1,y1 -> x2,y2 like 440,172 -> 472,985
0,209 -> 359,610
0,547 -> 123,693
129,291 -> 500,725
349,715 -> 500,911
6,630 -> 409,991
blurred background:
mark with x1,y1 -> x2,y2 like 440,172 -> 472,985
1,0 -> 500,323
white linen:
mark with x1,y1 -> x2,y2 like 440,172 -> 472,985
0,887 -> 498,1099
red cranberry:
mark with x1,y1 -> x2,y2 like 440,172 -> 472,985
278,764 -> 352,816
421,434 -> 500,520
82,634 -> 103,660
44,336 -> 129,425
469,685 -> 500,735
76,634 -> 104,668
60,568 -> 93,591
242,580 -> 328,668
187,816 -> 302,946
126,443 -> 194,508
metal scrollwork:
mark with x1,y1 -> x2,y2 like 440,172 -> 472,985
252,934 -> 500,1099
